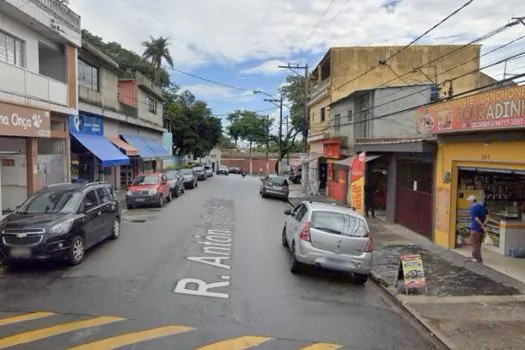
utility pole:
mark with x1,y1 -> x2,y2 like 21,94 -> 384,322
264,96 -> 283,174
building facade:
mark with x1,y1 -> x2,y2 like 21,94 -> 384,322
420,85 -> 525,259
0,0 -> 81,213
306,45 -> 486,195
75,41 -> 171,189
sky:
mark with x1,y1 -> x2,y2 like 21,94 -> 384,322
69,0 -> 525,131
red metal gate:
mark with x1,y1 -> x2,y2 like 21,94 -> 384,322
395,159 -> 433,238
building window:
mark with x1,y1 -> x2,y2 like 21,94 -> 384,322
347,110 -> 353,122
320,107 -> 325,122
334,114 -> 341,131
147,96 -> 157,114
0,31 -> 25,67
78,60 -> 99,91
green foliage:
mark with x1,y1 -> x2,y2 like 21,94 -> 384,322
142,36 -> 174,86
217,134 -> 236,149
280,74 -> 308,140
226,110 -> 271,147
81,29 -> 171,88
164,86 -> 222,158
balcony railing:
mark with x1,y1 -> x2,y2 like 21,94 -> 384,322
0,60 -> 68,106
309,78 -> 330,102
32,0 -> 81,32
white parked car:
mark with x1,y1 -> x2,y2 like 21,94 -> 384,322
205,165 -> 213,177
282,201 -> 373,284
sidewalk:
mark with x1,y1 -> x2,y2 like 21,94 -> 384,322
287,184 -> 339,207
369,218 -> 525,350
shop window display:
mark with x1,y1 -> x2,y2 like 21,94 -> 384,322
456,169 -> 525,256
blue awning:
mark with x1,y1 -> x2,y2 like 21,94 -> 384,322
143,138 -> 172,159
71,133 -> 129,167
120,134 -> 157,160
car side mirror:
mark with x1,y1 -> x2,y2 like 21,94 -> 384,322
15,205 -> 20,211
284,209 -> 292,215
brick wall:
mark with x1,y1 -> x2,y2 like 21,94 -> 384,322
221,157 -> 300,175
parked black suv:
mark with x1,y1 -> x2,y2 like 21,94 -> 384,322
0,182 -> 121,267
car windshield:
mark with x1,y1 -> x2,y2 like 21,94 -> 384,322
164,172 -> 177,180
180,169 -> 193,175
194,167 -> 204,171
132,175 -> 159,185
311,211 -> 368,237
18,190 -> 82,214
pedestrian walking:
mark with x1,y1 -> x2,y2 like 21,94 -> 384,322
364,183 -> 376,218
467,195 -> 488,263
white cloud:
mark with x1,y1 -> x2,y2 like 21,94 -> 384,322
71,0 -> 525,79
241,59 -> 288,75
180,84 -> 255,102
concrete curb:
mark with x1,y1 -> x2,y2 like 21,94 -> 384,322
369,272 -> 454,350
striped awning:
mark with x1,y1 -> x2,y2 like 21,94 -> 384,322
108,136 -> 140,157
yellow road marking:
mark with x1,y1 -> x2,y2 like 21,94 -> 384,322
68,325 -> 195,350
0,316 -> 125,349
0,312 -> 56,327
196,335 -> 272,349
300,344 -> 342,350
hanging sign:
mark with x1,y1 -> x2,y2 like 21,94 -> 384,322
350,152 -> 366,215
396,254 -> 427,295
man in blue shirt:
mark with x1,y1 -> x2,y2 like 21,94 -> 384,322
468,195 -> 488,263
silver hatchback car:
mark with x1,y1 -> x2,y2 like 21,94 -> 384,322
282,201 -> 373,284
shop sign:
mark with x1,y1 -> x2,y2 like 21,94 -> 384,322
416,85 -> 525,134
323,142 -> 341,158
69,114 -> 103,135
0,103 -> 51,138
350,151 -> 366,215
396,254 -> 427,295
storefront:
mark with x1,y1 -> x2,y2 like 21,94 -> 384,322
0,102 -> 55,213
69,114 -> 130,185
418,84 -> 525,254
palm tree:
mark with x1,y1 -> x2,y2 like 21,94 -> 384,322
142,36 -> 174,86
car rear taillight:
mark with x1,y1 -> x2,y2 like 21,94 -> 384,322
299,221 -> 311,242
264,180 -> 271,187
364,234 -> 374,252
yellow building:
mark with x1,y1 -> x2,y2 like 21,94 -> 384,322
417,85 -> 525,257
306,44 -> 492,192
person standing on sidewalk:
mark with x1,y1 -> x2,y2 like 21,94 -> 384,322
468,195 -> 488,263
364,183 -> 376,218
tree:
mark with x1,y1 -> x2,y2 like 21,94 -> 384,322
217,134 -> 236,149
226,110 -> 243,147
280,74 -> 308,142
142,36 -> 174,86
164,86 -> 222,157
81,30 -> 171,87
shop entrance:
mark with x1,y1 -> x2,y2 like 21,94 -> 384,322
456,167 -> 525,256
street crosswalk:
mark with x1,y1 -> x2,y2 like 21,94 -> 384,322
0,311 -> 343,349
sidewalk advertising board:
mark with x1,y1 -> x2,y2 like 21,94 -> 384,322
350,152 -> 366,215
396,254 -> 427,295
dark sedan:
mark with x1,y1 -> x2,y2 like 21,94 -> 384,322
164,170 -> 185,197
217,165 -> 229,175
180,168 -> 198,189
260,175 -> 290,201
229,167 -> 241,174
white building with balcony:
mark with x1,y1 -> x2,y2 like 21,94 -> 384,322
0,0 -> 81,213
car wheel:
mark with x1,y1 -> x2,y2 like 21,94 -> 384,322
67,236 -> 85,266
261,192 -> 267,198
110,218 -> 121,240
354,273 -> 369,285
173,187 -> 179,198
195,181 -> 198,188
167,191 -> 173,202
290,242 -> 302,274
158,195 -> 164,207
281,227 -> 288,247
181,186 -> 185,194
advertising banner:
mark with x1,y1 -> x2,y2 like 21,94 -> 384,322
68,114 -> 103,135
0,102 -> 50,138
350,152 -> 366,215
416,85 -> 525,135
398,254 -> 427,294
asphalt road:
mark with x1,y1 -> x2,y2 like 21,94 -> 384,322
0,175 -> 442,349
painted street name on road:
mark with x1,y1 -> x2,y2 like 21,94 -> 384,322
174,199 -> 235,299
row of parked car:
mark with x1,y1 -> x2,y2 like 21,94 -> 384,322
0,165 -> 215,268
125,165 -> 214,210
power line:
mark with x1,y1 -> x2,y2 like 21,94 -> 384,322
329,0 -> 477,93
319,71 -> 525,133
168,66 -> 253,93
298,0 -> 336,58
313,0 -> 350,46
213,107 -> 277,117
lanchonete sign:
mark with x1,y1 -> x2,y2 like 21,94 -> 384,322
0,102 -> 51,137
416,85 -> 525,134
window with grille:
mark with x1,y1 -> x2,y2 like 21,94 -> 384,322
334,113 -> 341,131
78,60 -> 99,91
0,31 -> 25,67
347,109 -> 353,121
320,107 -> 325,122
147,96 -> 157,113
